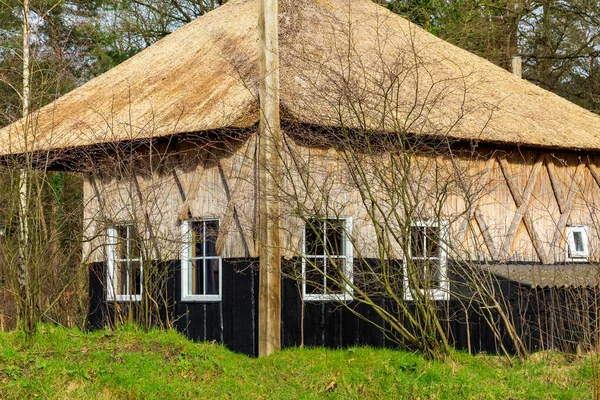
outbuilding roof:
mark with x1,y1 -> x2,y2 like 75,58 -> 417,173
2,0 -> 600,155
487,264 -> 600,289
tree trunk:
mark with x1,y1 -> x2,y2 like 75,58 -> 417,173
18,0 -> 32,334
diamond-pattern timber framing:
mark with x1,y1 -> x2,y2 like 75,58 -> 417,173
176,150 -> 211,220
214,151 -> 254,258
460,152 -> 599,264
457,155 -> 499,259
498,155 -> 548,264
84,143 -> 600,264
171,141 -> 257,258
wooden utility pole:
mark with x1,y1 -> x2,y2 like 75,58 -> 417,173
257,0 -> 281,356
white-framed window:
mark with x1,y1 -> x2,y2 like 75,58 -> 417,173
404,221 -> 449,301
181,219 -> 222,302
302,217 -> 353,301
566,225 -> 589,262
107,224 -> 142,302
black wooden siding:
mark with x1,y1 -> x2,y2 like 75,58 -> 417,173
174,259 -> 259,355
88,259 -> 260,355
88,259 -> 599,357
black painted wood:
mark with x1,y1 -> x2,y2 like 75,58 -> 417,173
86,257 -> 600,357
281,269 -> 302,348
87,262 -> 108,329
227,259 -> 259,355
221,259 -> 235,350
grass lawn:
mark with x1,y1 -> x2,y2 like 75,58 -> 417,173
0,325 -> 595,399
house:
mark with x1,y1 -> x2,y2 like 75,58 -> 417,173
1,0 -> 600,357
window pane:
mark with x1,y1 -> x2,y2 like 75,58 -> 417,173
573,231 -> 584,252
427,260 -> 441,289
325,258 -> 343,294
326,219 -> 345,256
426,227 -> 440,258
131,261 -> 142,295
192,222 -> 204,257
185,220 -> 222,297
385,260 -> 404,293
188,259 -> 197,295
409,259 -> 441,290
305,221 -> 324,256
110,225 -> 144,299
305,258 -> 324,294
190,259 -> 204,295
205,220 -> 219,257
117,261 -> 127,295
412,259 -> 427,289
410,226 -> 425,257
116,227 -> 127,259
129,226 -> 141,259
205,259 -> 219,295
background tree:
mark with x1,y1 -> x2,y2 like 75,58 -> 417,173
0,0 -> 88,332
387,0 -> 600,114
99,0 -> 227,48
520,0 -> 600,113
0,0 -> 232,332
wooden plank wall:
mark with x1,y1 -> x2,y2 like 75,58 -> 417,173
82,131 -> 600,265
82,135 -> 258,263
87,255 -> 599,356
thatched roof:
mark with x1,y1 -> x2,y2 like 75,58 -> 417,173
2,0 -> 600,155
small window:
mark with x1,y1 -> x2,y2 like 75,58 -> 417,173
566,225 -> 589,262
404,221 -> 449,300
302,217 -> 353,301
181,219 -> 222,301
107,224 -> 142,301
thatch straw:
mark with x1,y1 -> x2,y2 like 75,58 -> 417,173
2,0 -> 600,155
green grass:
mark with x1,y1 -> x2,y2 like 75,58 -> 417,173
0,325 -> 594,399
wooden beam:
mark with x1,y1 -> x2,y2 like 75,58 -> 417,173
132,173 -> 162,260
587,160 -> 600,189
215,140 -> 257,257
177,150 -> 210,220
172,169 -> 187,205
474,208 -> 498,260
215,156 -> 251,257
150,141 -> 171,174
499,155 -> 549,264
498,156 -> 541,208
550,163 -> 585,260
522,214 -> 549,264
457,154 -> 497,243
545,155 -> 567,214
258,0 -> 281,357
88,173 -> 106,216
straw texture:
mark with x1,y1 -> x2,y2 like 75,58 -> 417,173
2,0 -> 600,154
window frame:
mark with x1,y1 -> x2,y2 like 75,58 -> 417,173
403,220 -> 449,301
302,217 -> 353,302
566,225 -> 589,262
106,224 -> 143,302
181,218 -> 223,302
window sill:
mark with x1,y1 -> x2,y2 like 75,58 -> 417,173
107,295 -> 142,302
303,293 -> 353,302
180,295 -> 222,302
404,287 -> 450,301
566,257 -> 589,263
